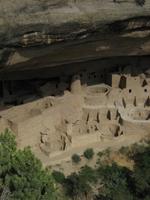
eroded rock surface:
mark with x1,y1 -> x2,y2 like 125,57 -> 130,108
0,0 -> 150,76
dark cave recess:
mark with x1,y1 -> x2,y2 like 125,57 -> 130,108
0,55 -> 150,107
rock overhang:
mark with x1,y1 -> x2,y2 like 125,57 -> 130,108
0,0 -> 150,79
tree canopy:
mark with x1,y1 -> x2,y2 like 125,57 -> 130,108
0,129 -> 60,200
0,129 -> 150,200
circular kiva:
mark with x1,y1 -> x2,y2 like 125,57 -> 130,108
86,84 -> 110,96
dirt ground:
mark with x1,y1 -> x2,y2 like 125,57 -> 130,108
42,130 -> 148,175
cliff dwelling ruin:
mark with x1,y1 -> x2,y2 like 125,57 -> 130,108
0,55 -> 150,167
0,0 -> 150,170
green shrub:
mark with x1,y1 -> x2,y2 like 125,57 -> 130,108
97,151 -> 104,157
103,148 -> 111,158
72,154 -> 81,164
132,146 -> 150,196
83,148 -> 94,160
64,172 -> 91,199
119,146 -> 130,156
52,170 -> 65,184
79,165 -> 97,184
0,129 -> 59,199
96,162 -> 133,200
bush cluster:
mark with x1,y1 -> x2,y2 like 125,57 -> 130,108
72,154 -> 81,163
59,141 -> 150,200
83,148 -> 94,160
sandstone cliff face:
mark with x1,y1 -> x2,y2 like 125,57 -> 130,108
0,0 -> 150,77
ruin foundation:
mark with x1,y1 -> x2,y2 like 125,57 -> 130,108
0,57 -> 150,165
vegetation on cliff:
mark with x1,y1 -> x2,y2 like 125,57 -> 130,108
54,139 -> 150,200
0,130 -> 149,200
0,129 -> 61,200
